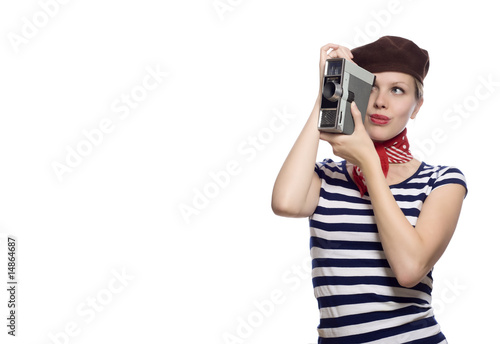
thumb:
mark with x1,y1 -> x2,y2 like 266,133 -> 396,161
351,102 -> 365,129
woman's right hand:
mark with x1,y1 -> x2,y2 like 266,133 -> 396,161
318,43 -> 355,91
272,43 -> 354,218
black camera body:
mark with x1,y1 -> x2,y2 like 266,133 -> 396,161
319,58 -> 375,134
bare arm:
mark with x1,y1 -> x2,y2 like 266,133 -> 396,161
271,44 -> 354,218
362,157 -> 466,287
271,95 -> 322,217
321,103 -> 466,287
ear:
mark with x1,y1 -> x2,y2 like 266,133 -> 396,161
410,97 -> 424,120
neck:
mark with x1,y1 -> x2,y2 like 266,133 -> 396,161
371,128 -> 408,145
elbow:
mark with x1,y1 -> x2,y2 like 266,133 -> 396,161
393,263 -> 429,289
396,274 -> 421,289
271,196 -> 305,218
271,201 -> 299,218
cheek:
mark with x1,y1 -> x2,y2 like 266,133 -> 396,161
394,101 -> 417,120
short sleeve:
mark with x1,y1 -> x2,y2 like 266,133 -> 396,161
314,159 -> 330,179
314,159 -> 338,180
433,166 -> 468,197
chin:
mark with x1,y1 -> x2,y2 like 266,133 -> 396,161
365,125 -> 401,142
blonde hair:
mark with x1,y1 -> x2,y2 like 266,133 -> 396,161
414,78 -> 424,100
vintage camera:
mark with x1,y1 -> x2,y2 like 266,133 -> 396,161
319,58 -> 375,134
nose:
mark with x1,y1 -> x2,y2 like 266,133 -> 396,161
372,91 -> 388,109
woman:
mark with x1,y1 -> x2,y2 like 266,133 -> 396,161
271,36 -> 467,343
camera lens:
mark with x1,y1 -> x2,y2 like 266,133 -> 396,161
323,80 -> 342,101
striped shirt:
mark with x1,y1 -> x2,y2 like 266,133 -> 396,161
310,159 -> 467,344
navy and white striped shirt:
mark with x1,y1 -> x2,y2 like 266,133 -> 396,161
310,159 -> 467,344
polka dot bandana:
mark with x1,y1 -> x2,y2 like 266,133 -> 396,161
352,128 -> 413,197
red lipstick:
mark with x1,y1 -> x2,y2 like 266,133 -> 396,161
369,114 -> 390,125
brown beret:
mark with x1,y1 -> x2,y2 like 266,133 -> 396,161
351,36 -> 429,84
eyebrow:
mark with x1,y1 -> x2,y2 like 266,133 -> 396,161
374,81 -> 410,88
392,81 -> 410,86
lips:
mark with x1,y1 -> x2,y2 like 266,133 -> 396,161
369,114 -> 390,125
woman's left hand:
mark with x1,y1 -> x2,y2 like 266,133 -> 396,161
319,102 -> 378,169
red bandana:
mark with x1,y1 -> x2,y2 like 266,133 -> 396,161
352,128 -> 413,197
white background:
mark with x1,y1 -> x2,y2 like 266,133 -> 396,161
0,0 -> 499,343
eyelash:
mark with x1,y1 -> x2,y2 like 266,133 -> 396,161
371,86 -> 405,94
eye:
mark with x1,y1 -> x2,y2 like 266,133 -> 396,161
392,87 -> 405,95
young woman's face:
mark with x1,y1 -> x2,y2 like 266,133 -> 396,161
364,71 -> 423,142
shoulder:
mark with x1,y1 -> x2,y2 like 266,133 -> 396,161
314,159 -> 344,178
418,162 -> 467,196
314,159 -> 362,197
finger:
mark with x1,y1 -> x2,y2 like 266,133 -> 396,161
319,131 -> 340,143
321,43 -> 340,56
321,43 -> 339,50
321,45 -> 337,63
337,46 -> 354,61
319,131 -> 332,142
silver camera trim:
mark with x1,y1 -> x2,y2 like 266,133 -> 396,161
318,58 -> 375,134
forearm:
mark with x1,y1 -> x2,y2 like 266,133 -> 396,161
271,95 -> 321,215
361,160 -> 426,286
272,43 -> 356,216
